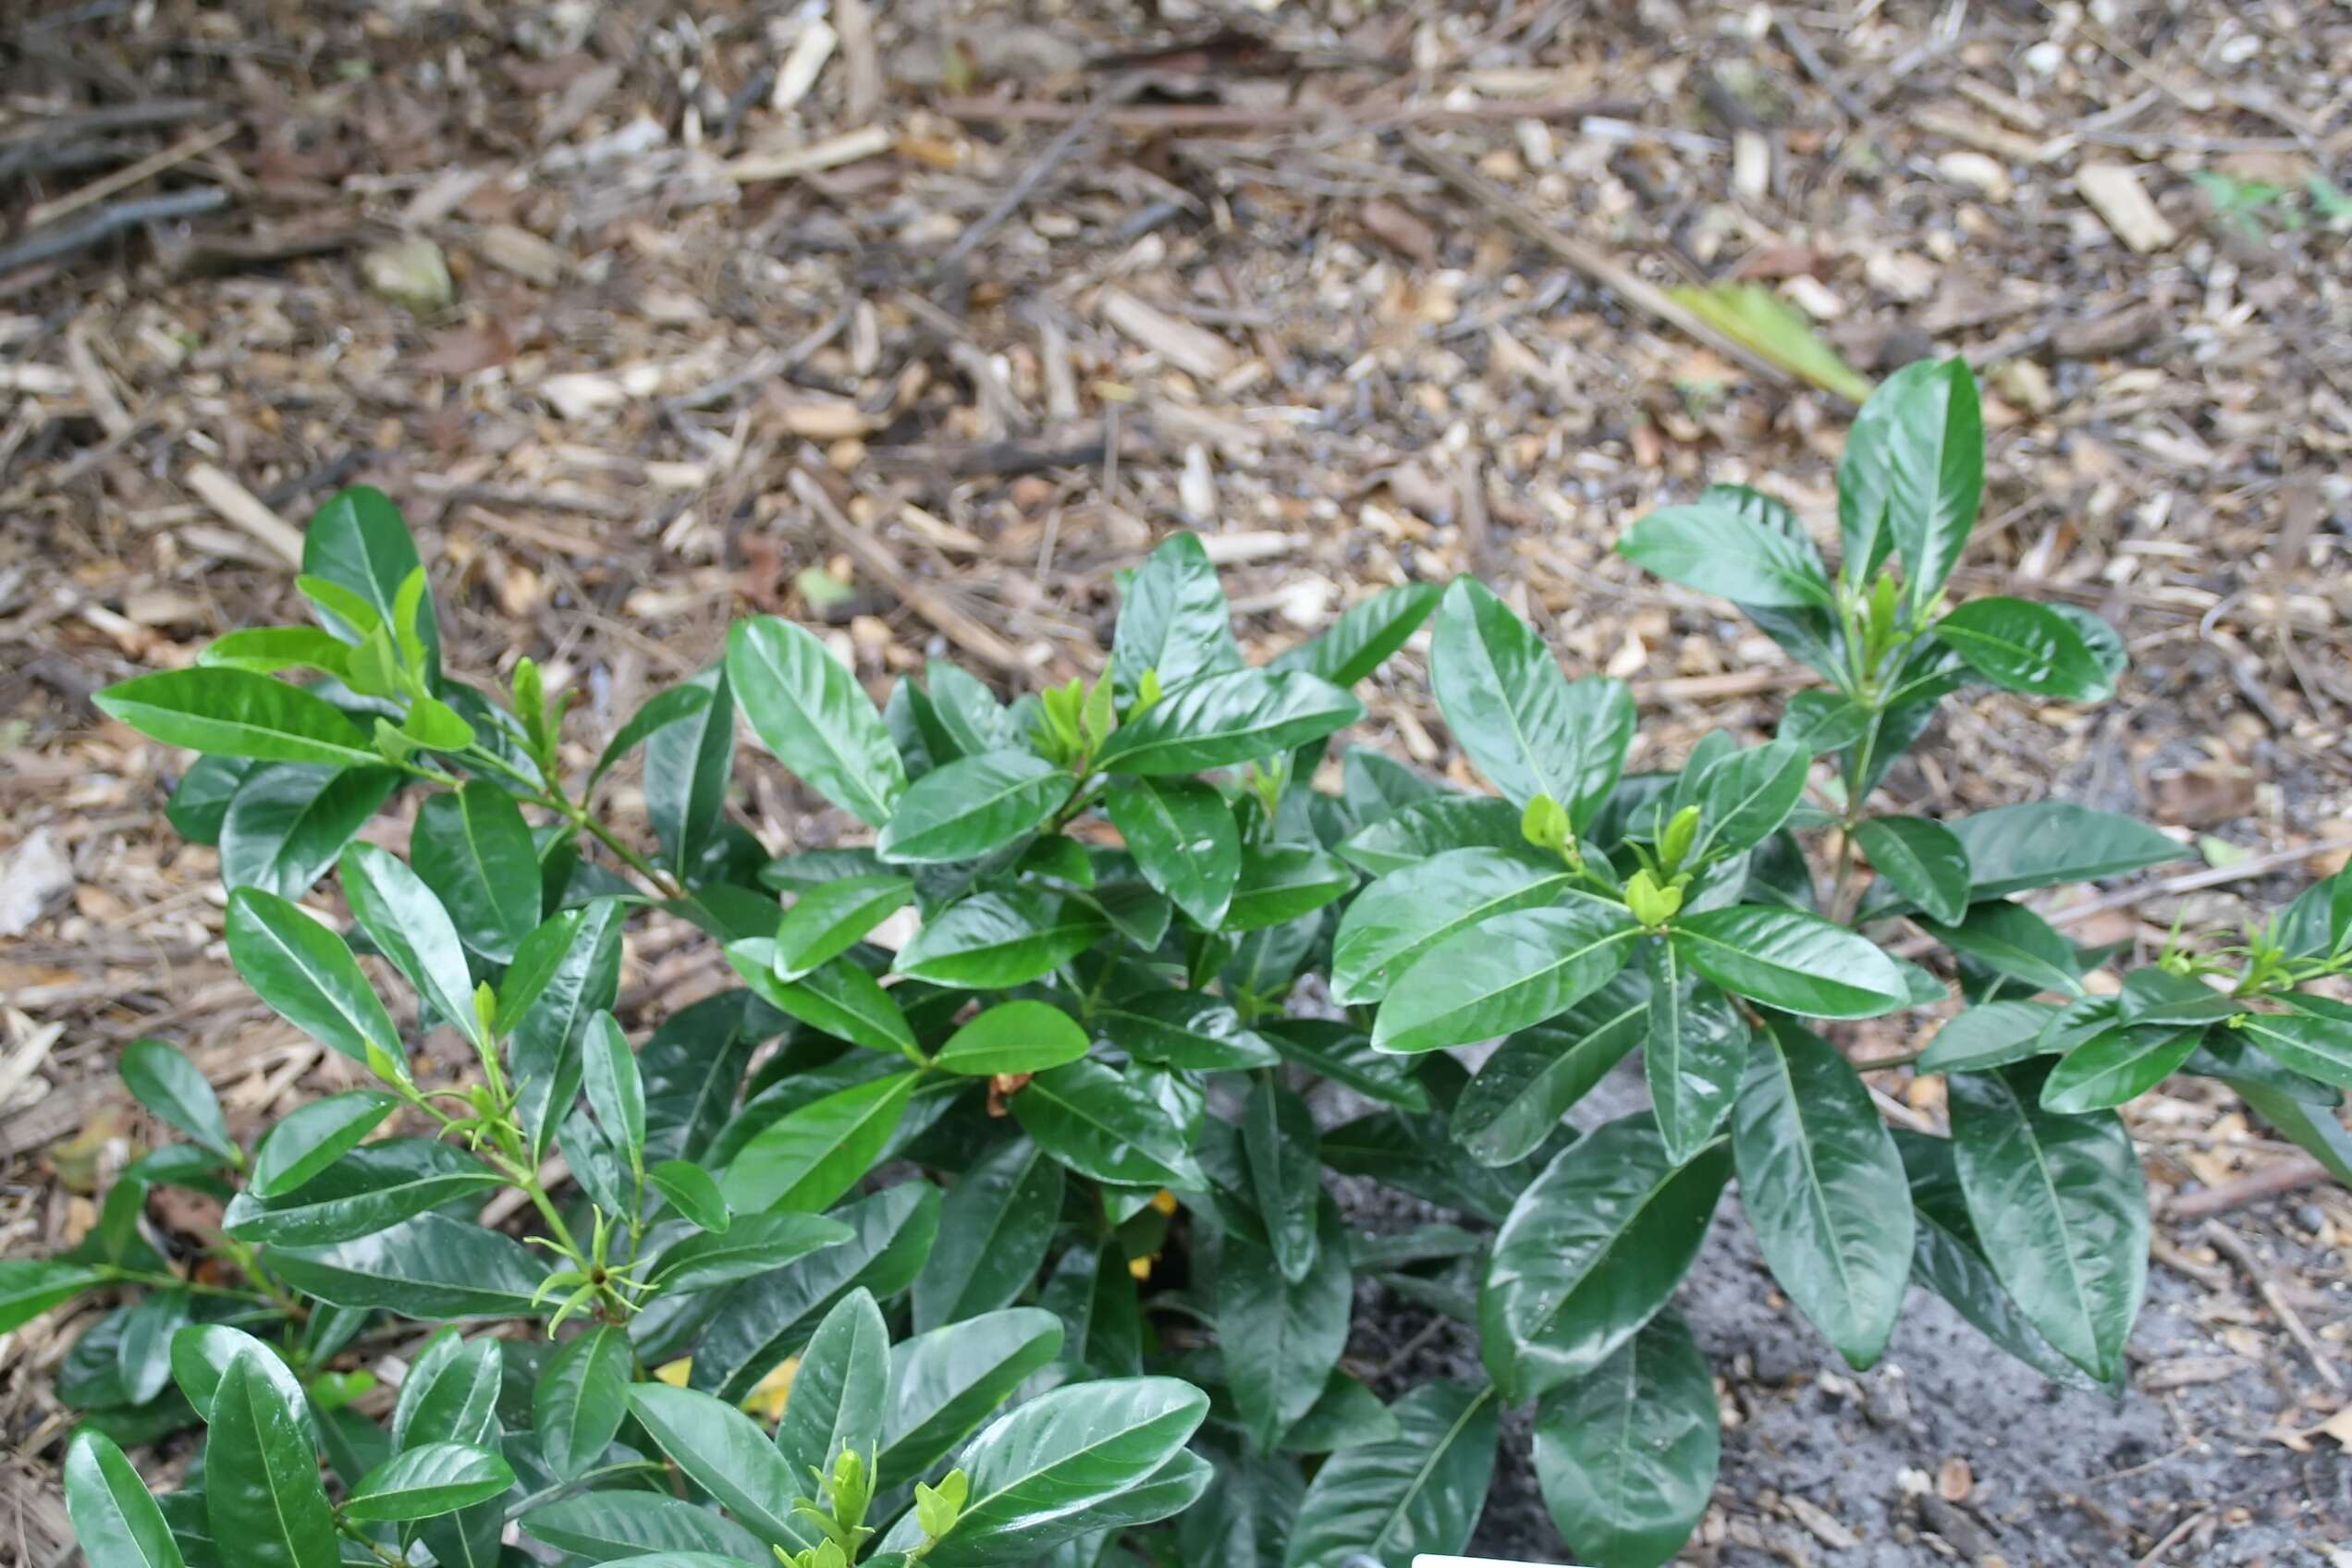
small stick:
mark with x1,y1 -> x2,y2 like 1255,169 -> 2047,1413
2202,1219 -> 2342,1390
184,460 -> 304,565
933,75 -> 1143,283
2165,1157 -> 2329,1219
23,118 -> 236,228
790,467 -> 1026,673
934,92 -> 1644,133
2045,839 -> 2352,928
0,185 -> 225,274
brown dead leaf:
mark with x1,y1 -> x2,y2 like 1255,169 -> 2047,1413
1361,198 -> 1438,265
412,318 -> 515,377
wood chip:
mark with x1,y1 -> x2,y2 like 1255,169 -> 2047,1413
722,125 -> 893,183
2077,163 -> 2180,252
1097,289 -> 1237,380
183,461 -> 304,565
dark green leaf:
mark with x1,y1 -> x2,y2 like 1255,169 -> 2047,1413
1094,988 -> 1278,1071
1935,597 -> 2113,701
1220,1194 -> 1352,1450
1854,815 -> 1970,925
725,940 -> 916,1059
1243,1078 -> 1321,1282
167,1325 -> 312,1432
775,1287 -> 888,1481
880,1307 -> 1064,1488
646,1211 -> 852,1295
250,1092 -> 398,1199
1331,847 -> 1581,1006
2040,1024 -> 2199,1112
1110,532 -> 1243,701
302,486 -> 438,675
1013,1060 -> 1207,1189
204,1352 -> 337,1568
219,764 -> 400,899
1621,499 -> 1835,609
719,1070 -> 917,1214
1451,975 -> 1648,1167
914,1137 -> 1061,1330
1532,1312 -> 1718,1568
1778,689 -> 1873,755
412,782 -> 539,962
647,1159 -> 731,1233
533,1324 -> 631,1481
2117,967 -> 2240,1028
1373,903 -> 1640,1054
114,1289 -> 190,1405
343,1441 -> 515,1521
341,841 -> 482,1049
509,897 -> 627,1155
1259,1019 -> 1429,1112
390,1329 -> 498,1449
1429,578 -> 1633,824
641,992 -> 756,1164
165,753 -> 257,844
582,1011 -> 646,1158
644,665 -> 735,874
1950,1062 -> 2146,1384
1691,739 -> 1808,859
1336,794 -> 1526,877
1919,900 -> 2085,997
65,1429 -> 187,1568
1917,1000 -> 2061,1073
1733,1017 -> 1913,1367
1644,943 -> 1751,1167
626,1383 -> 820,1550
1480,1115 -> 1731,1402
1280,1372 -> 1402,1454
1853,358 -> 1981,606
1272,581 -> 1442,688
521,1492 -> 769,1562
878,751 -> 1070,864
2236,1011 -> 2352,1089
726,616 -> 905,827
1670,905 -> 1911,1019
591,682 -> 717,786
936,999 -> 1091,1076
894,889 -> 1105,988
1225,844 -> 1354,931
1182,1442 -> 1304,1566
1946,802 -> 2184,899
93,668 -> 376,767
223,887 -> 398,1065
1094,669 -> 1360,777
268,1213 -> 549,1318
772,875 -> 911,980
119,1039 -> 234,1160
1104,776 -> 1239,929
223,1140 -> 500,1244
1283,1381 -> 1497,1568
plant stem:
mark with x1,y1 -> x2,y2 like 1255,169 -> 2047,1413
1849,1047 -> 1925,1072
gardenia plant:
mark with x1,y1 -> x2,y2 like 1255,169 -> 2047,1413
20,357 -> 2350,1568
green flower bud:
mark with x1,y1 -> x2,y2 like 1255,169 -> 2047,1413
1659,803 -> 1702,870
1624,868 -> 1684,929
1521,793 -> 1570,852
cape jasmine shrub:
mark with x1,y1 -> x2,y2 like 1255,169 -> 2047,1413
25,356 -> 2351,1568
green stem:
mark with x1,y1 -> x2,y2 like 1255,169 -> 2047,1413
503,1460 -> 669,1519
336,1518 -> 408,1568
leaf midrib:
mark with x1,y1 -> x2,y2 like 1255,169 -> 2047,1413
1367,1385 -> 1494,1555
741,626 -> 892,823
1985,1074 -> 2100,1365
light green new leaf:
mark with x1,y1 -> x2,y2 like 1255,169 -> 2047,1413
93,668 -> 378,768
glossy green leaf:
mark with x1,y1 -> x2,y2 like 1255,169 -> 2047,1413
1532,1312 -> 1718,1568
726,616 -> 905,827
1104,776 -> 1239,929
1331,847 -> 1581,1006
646,1160 -> 731,1233
1225,844 -> 1355,931
725,940 -> 916,1058
521,1492 -> 770,1562
165,753 -> 257,844
0,1261 -> 105,1335
582,1011 -> 646,1158
1220,1194 -> 1352,1451
167,1324 -> 312,1432
93,668 -> 377,767
412,781 -> 539,962
1618,502 -> 1834,608
936,999 -> 1092,1076
1182,1441 -> 1305,1566
1920,900 -> 2085,997
1917,1000 -> 2061,1073
1011,1060 -> 1208,1189
65,1429 -> 187,1568
1093,988 -> 1279,1070
646,1211 -> 852,1295
1854,815 -> 1970,925
644,664 -> 735,874
205,1351 -> 337,1568
1935,597 -> 2113,701
2116,967 -> 2239,1028
1945,802 -> 2184,898
1690,739 -> 1808,860
1243,1077 -> 1321,1282
1280,1372 -> 1402,1455
2040,1023 -> 2200,1112
626,1382 -> 821,1550
341,841 -> 482,1049
591,682 -> 717,786
1109,531 -> 1243,701
878,750 -> 1070,864
775,1287 -> 888,1481
224,887 -> 398,1065
113,1289 -> 190,1406
218,764 -> 400,899
223,1140 -> 500,1244
509,896 -> 626,1155
880,1307 -> 1064,1488
268,1212 -> 549,1318
1373,903 -> 1639,1055
343,1441 -> 515,1521
719,1070 -> 916,1214
533,1324 -> 631,1481
1481,1114 -> 1731,1403
1095,669 -> 1359,776
390,1329 -> 498,1450
1337,794 -> 1525,876
1272,580 -> 1442,688
119,1038 -> 234,1160
1897,1129 -> 2104,1390
1670,905 -> 1910,1019
641,993 -> 758,1165
1429,578 -> 1633,825
1644,942 -> 1751,1167
915,1136 -> 1061,1330
772,875 -> 912,980
1851,358 -> 1981,603
894,889 -> 1104,988
1451,975 -> 1648,1167
1778,689 -> 1872,754
302,486 -> 438,672
886,1377 -> 1208,1564
1260,1018 -> 1430,1112
2235,1011 -> 2352,1089
1733,1017 -> 1913,1367
1950,1061 -> 2146,1384
1283,1381 -> 1497,1568
249,1092 -> 398,1199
